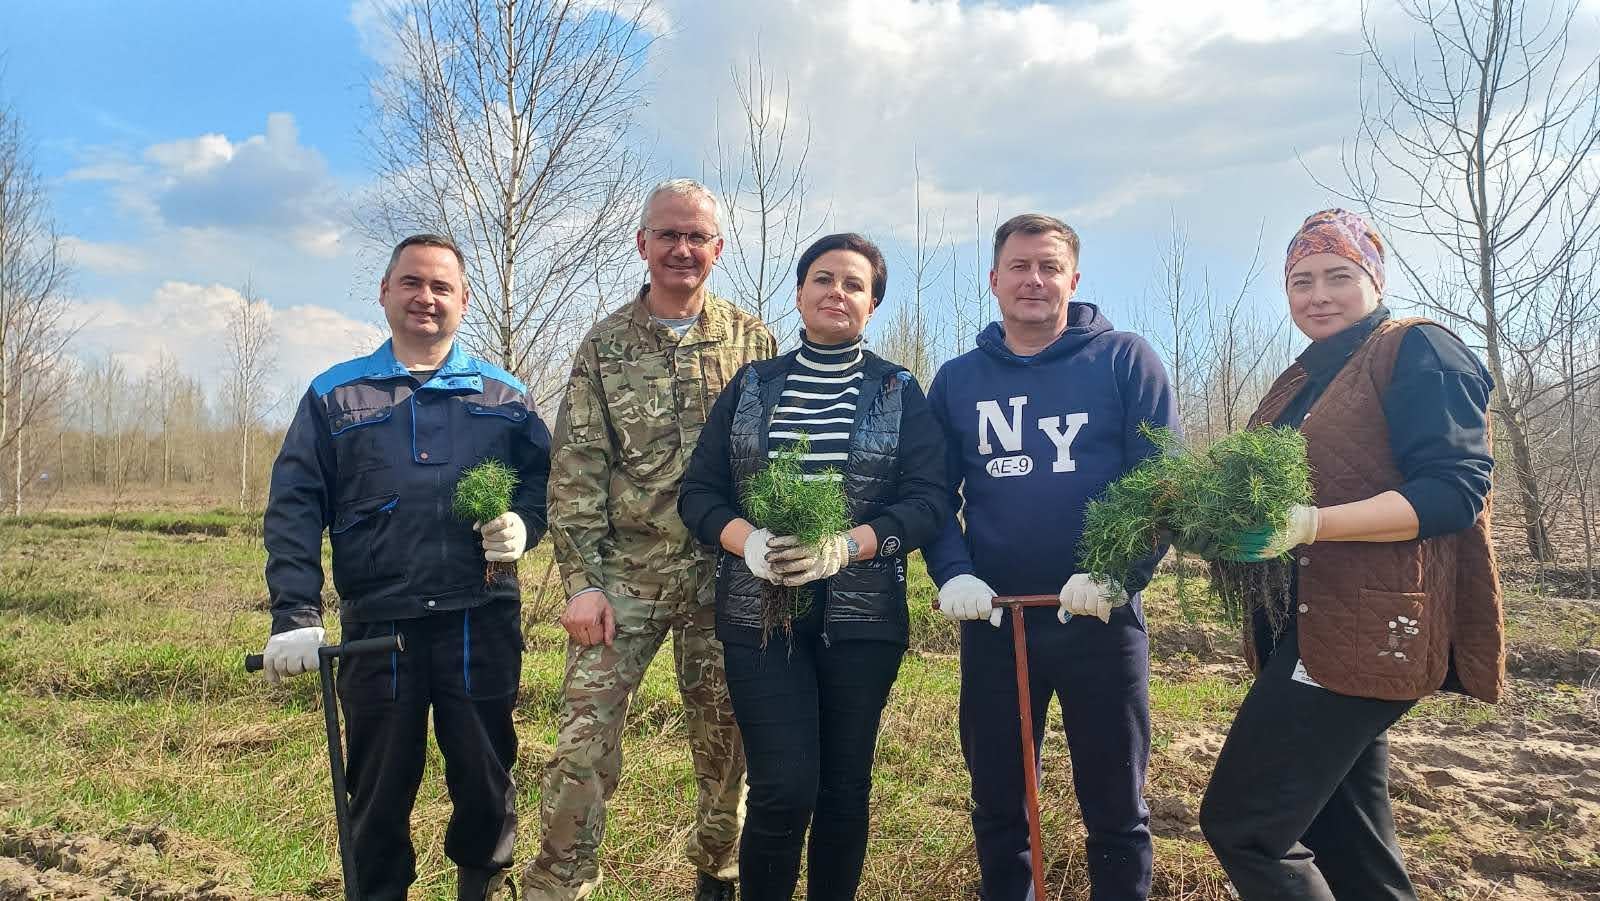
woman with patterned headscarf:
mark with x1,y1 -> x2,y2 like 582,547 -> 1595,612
1175,210 -> 1503,899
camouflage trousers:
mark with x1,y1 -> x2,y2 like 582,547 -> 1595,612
521,569 -> 747,900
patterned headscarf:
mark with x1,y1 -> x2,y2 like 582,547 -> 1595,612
1284,209 -> 1386,295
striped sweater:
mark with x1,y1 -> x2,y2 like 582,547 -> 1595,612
768,333 -> 865,480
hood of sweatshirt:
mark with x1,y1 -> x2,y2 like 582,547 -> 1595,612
975,302 -> 1112,367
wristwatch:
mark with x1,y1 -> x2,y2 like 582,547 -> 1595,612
845,536 -> 861,561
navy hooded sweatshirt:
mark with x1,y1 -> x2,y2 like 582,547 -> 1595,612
923,303 -> 1177,599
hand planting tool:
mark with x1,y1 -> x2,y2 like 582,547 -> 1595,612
933,593 -> 1059,899
245,634 -> 406,901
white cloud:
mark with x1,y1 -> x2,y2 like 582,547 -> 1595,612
145,132 -> 235,176
642,0 -> 1372,250
68,281 -> 386,404
60,236 -> 149,274
66,113 -> 349,257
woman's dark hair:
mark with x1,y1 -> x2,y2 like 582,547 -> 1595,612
796,233 -> 888,306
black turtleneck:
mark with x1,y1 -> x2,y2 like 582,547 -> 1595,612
1274,305 -> 1494,539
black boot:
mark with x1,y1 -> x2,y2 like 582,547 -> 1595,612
695,871 -> 735,901
458,867 -> 511,901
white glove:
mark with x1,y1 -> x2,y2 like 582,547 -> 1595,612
938,574 -> 1003,627
1267,503 -> 1319,555
262,626 -> 325,684
1057,573 -> 1123,624
743,528 -> 781,583
767,533 -> 852,587
476,512 -> 527,562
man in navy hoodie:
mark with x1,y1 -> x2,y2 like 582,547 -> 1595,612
923,213 -> 1175,900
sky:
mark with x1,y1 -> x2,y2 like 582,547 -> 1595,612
6,0 -> 1596,418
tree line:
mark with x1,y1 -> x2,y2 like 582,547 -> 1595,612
5,0 -> 1600,593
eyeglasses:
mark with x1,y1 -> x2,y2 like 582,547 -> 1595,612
646,228 -> 719,248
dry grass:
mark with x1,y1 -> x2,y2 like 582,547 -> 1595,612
1,509 -> 1596,898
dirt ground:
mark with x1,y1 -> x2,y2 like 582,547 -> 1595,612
0,825 -> 250,900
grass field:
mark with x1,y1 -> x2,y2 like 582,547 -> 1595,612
2,510 -> 1598,899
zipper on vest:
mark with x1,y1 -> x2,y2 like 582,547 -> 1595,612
821,582 -> 832,647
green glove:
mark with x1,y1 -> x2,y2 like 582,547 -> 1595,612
1167,504 -> 1318,562
1217,504 -> 1319,562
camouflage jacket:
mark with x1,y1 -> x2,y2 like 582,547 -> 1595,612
548,286 -> 776,601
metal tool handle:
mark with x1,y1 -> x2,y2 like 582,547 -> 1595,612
928,593 -> 1058,612
927,591 -> 1055,895
243,634 -> 405,672
243,632 -> 404,901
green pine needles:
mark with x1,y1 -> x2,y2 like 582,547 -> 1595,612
454,459 -> 519,582
741,435 -> 852,643
1079,424 -> 1313,619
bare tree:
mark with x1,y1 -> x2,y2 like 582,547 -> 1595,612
945,193 -> 993,360
1337,0 -> 1600,560
1135,216 -> 1203,434
1547,228 -> 1600,591
876,159 -> 947,384
362,0 -> 651,403
146,349 -> 183,489
222,282 -> 277,511
1195,230 -> 1280,440
0,100 -> 74,515
711,52 -> 819,346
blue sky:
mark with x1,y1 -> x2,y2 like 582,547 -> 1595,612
4,1 -> 370,221
7,0 -> 1579,413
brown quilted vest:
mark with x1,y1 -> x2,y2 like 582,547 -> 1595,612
1246,317 -> 1504,702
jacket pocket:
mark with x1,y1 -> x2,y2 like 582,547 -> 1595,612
330,493 -> 400,595
601,363 -> 678,477
1354,589 -> 1428,677
465,401 -> 528,423
330,407 -> 395,474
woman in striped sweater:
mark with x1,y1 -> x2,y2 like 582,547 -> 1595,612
679,233 -> 950,900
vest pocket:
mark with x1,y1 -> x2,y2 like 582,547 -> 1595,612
1355,588 -> 1427,675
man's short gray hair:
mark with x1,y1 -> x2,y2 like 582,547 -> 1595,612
639,178 -> 720,231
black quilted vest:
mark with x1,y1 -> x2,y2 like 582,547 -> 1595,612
717,349 -> 910,645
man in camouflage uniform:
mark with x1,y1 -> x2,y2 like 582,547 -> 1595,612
523,178 -> 775,901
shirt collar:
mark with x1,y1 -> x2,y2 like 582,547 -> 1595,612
1296,305 -> 1390,380
630,283 -> 730,344
367,338 -> 479,388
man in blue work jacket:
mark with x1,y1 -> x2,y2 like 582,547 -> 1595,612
260,233 -> 552,900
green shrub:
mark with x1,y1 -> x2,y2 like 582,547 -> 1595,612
1079,424 -> 1312,622
454,459 -> 519,582
740,435 -> 851,643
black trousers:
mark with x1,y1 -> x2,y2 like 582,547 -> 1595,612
960,604 -> 1152,901
338,599 -> 523,901
723,609 -> 906,901
1200,625 -> 1417,901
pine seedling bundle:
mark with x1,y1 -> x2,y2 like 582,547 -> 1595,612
741,434 -> 851,643
454,458 -> 519,583
1079,424 -> 1312,622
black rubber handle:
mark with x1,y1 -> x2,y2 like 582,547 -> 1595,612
244,634 -> 405,673
327,634 -> 405,660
